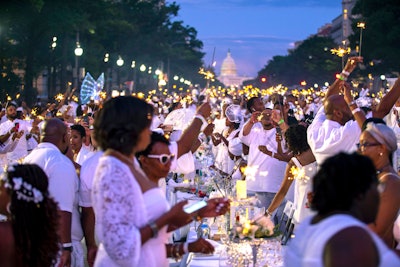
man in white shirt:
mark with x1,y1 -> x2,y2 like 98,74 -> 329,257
24,118 -> 84,267
0,102 -> 33,164
307,94 -> 362,165
307,57 -> 368,166
239,108 -> 287,219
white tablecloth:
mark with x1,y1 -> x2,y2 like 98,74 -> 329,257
181,227 -> 285,267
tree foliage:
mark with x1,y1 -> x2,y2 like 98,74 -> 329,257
350,0 -> 400,76
256,36 -> 340,87
0,0 -> 205,104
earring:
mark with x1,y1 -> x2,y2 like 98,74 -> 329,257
6,202 -> 11,214
379,152 -> 383,156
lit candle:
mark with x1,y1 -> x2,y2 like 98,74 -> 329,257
236,180 -> 247,199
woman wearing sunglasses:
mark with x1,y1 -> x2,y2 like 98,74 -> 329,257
358,121 -> 400,248
137,132 -> 228,258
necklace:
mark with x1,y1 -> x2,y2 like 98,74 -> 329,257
376,164 -> 391,176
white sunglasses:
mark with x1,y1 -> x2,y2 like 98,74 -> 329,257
147,154 -> 175,165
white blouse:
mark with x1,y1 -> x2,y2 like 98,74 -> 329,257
92,156 -> 169,267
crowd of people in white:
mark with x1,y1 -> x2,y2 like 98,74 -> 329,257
0,56 -> 400,266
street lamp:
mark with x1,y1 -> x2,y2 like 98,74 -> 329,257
49,36 -> 57,98
131,60 -> 136,93
116,56 -> 124,67
380,75 -> 387,91
74,32 -> 83,90
116,56 -> 124,88
167,37 -> 191,93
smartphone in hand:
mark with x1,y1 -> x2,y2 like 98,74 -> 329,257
183,200 -> 207,214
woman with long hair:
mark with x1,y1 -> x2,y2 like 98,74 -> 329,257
0,164 -> 60,267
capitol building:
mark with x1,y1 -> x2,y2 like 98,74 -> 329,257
217,50 -> 252,88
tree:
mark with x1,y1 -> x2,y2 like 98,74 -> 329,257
350,0 -> 400,75
0,0 -> 206,103
256,36 -> 340,87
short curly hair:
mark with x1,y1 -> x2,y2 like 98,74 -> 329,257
311,152 -> 377,216
284,124 -> 309,155
94,96 -> 153,155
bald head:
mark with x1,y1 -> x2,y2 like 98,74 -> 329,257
324,95 -> 352,125
40,118 -> 67,145
325,95 -> 344,116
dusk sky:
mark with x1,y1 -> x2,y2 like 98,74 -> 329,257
172,0 -> 342,78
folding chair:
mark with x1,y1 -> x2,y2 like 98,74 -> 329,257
279,200 -> 295,245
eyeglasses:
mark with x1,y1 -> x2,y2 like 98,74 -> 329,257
356,142 -> 381,151
147,154 -> 175,165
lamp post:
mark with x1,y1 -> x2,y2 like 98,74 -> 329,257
116,56 -> 124,89
167,37 -> 191,93
380,75 -> 386,91
131,60 -> 136,93
74,32 -> 83,90
49,36 -> 57,98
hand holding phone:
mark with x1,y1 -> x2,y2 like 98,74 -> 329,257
183,200 -> 207,214
82,115 -> 89,125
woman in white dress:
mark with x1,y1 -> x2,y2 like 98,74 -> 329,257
285,152 -> 400,266
92,96 -> 229,267
266,124 -> 316,225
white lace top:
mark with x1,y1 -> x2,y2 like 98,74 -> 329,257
92,155 -> 169,267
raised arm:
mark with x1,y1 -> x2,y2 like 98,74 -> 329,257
325,56 -> 363,101
176,102 -> 211,158
266,160 -> 295,215
343,82 -> 366,129
373,76 -> 400,118
241,112 -> 260,136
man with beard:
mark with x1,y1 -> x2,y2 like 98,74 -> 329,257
0,101 -> 33,165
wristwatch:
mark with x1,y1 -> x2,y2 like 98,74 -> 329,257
62,242 -> 73,252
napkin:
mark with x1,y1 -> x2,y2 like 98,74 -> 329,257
192,239 -> 225,259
